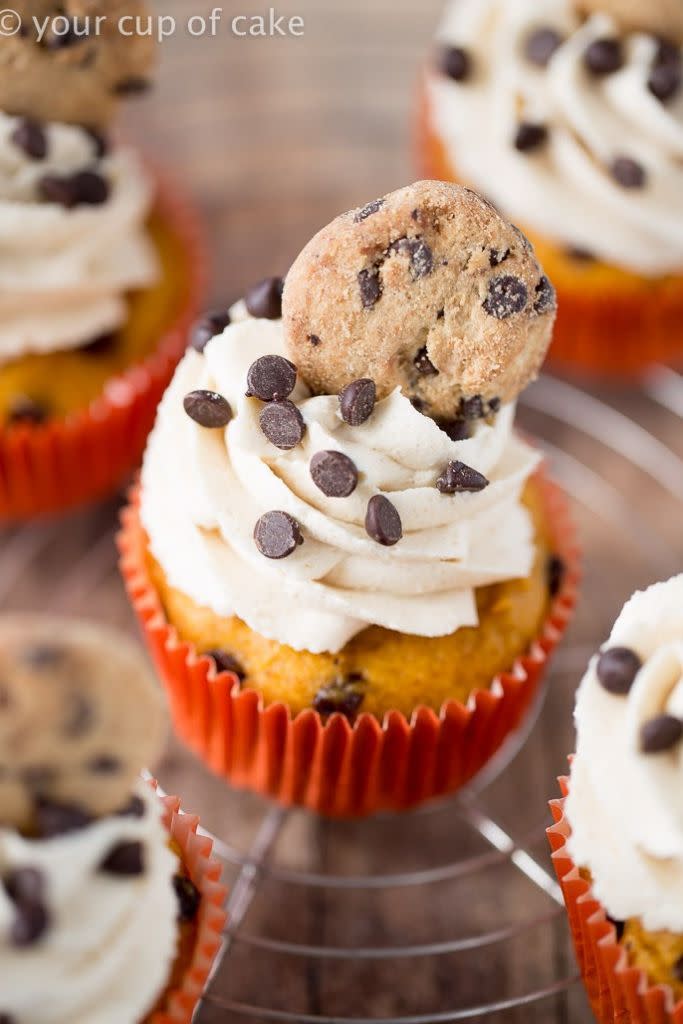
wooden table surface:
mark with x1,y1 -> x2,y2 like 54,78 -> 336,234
3,1 -> 683,1021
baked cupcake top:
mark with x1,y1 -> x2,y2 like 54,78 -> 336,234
428,0 -> 683,276
141,182 -> 554,655
0,616 -> 180,1024
566,574 -> 683,931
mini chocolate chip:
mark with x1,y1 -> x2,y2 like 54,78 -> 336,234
611,156 -> 647,189
358,268 -> 381,308
81,332 -> 117,356
85,127 -> 108,159
436,307 -> 444,320
205,649 -> 246,681
246,354 -> 297,402
525,27 -> 563,67
244,277 -> 284,320
34,798 -> 92,838
87,754 -> 121,774
308,334 -> 321,346
254,511 -> 304,559
414,346 -> 439,376
648,61 -> 681,102
459,395 -> 485,420
596,647 -> 641,695
310,450 -> 359,498
114,76 -> 152,95
354,198 -> 384,222
100,841 -> 145,876
514,122 -> 549,152
438,418 -> 470,442
11,901 -> 50,947
365,495 -> 402,546
7,396 -> 48,426
45,20 -> 83,48
546,554 -> 566,598
174,874 -> 201,922
10,117 -> 47,160
392,237 -> 434,279
439,45 -> 472,82
190,309 -> 231,352
183,390 -> 233,428
39,169 -> 109,208
489,248 -> 510,268
584,37 -> 623,75
259,400 -> 306,450
436,461 -> 489,494
534,275 -> 556,314
63,692 -> 93,738
339,378 -> 376,425
674,954 -> 683,983
483,275 -> 528,319
640,714 -> 683,754
5,867 -> 44,905
22,765 -> 58,790
313,677 -> 365,721
488,397 -> 501,413
567,245 -> 595,262
116,795 -> 145,818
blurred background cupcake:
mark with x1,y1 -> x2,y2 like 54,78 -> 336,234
419,0 -> 683,379
0,0 -> 205,520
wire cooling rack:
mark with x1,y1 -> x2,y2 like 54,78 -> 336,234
2,369 -> 683,1023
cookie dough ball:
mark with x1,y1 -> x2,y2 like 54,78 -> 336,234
282,181 -> 556,420
0,616 -> 167,831
0,1 -> 155,128
577,0 -> 683,41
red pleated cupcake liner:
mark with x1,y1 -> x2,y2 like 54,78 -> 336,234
0,171 -> 206,522
118,467 -> 579,818
415,79 -> 683,380
146,779 -> 227,1024
548,777 -> 683,1024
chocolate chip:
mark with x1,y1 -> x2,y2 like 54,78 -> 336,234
413,346 -> 439,376
339,378 -> 376,425
546,554 -> 566,598
489,248 -> 510,268
34,798 -> 92,838
259,400 -> 306,450
525,27 -> 563,67
313,676 -> 365,721
596,647 -> 641,695
392,238 -> 434,279
11,901 -> 50,947
648,61 -> 681,102
438,418 -> 470,442
611,157 -> 647,189
100,841 -> 145,876
5,867 -> 44,905
183,390 -> 233,428
63,692 -> 93,738
584,37 -> 623,75
114,76 -> 152,95
354,198 -> 384,222
254,511 -> 304,559
39,169 -> 110,208
436,461 -> 489,494
22,765 -> 58,790
439,45 -> 472,82
459,395 -> 485,421
674,954 -> 683,983
310,450 -> 359,498
190,309 -> 231,352
81,332 -> 117,356
308,334 -> 321,346
174,874 -> 201,922
640,714 -> 683,754
7,396 -> 48,426
365,495 -> 402,546
534,275 -> 556,314
514,122 -> 549,152
87,754 -> 121,774
608,916 -> 625,941
45,20 -> 83,48
0,1012 -> 15,1023
567,245 -> 595,263
246,354 -> 297,402
436,307 -> 445,320
205,650 -> 246,682
244,277 -> 284,320
85,127 -> 108,159
358,268 -> 381,308
483,275 -> 528,319
488,397 -> 501,413
655,37 -> 681,68
116,795 -> 145,818
10,117 -> 47,160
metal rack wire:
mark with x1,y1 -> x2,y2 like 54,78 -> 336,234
2,370 -> 683,1024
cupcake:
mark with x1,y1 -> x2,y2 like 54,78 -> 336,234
121,180 -> 578,818
549,574 -> 683,1023
0,615 -> 226,1023
0,1 -> 205,520
420,0 -> 683,378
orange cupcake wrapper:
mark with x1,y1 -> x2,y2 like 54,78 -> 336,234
118,467 -> 579,818
415,78 -> 683,379
548,778 -> 683,1024
0,171 -> 207,522
146,779 -> 228,1024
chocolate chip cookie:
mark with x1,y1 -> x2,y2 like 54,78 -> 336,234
0,1 -> 155,128
577,0 -> 683,41
282,181 -> 556,420
0,615 -> 166,831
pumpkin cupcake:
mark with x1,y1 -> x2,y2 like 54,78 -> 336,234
0,1 -> 205,520
121,180 -> 578,817
549,574 -> 683,1023
0,615 -> 226,1024
420,0 -> 683,378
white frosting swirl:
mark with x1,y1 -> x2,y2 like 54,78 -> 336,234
140,304 -> 541,654
0,112 -> 158,364
428,0 -> 683,276
0,783 -> 179,1024
567,574 -> 683,932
